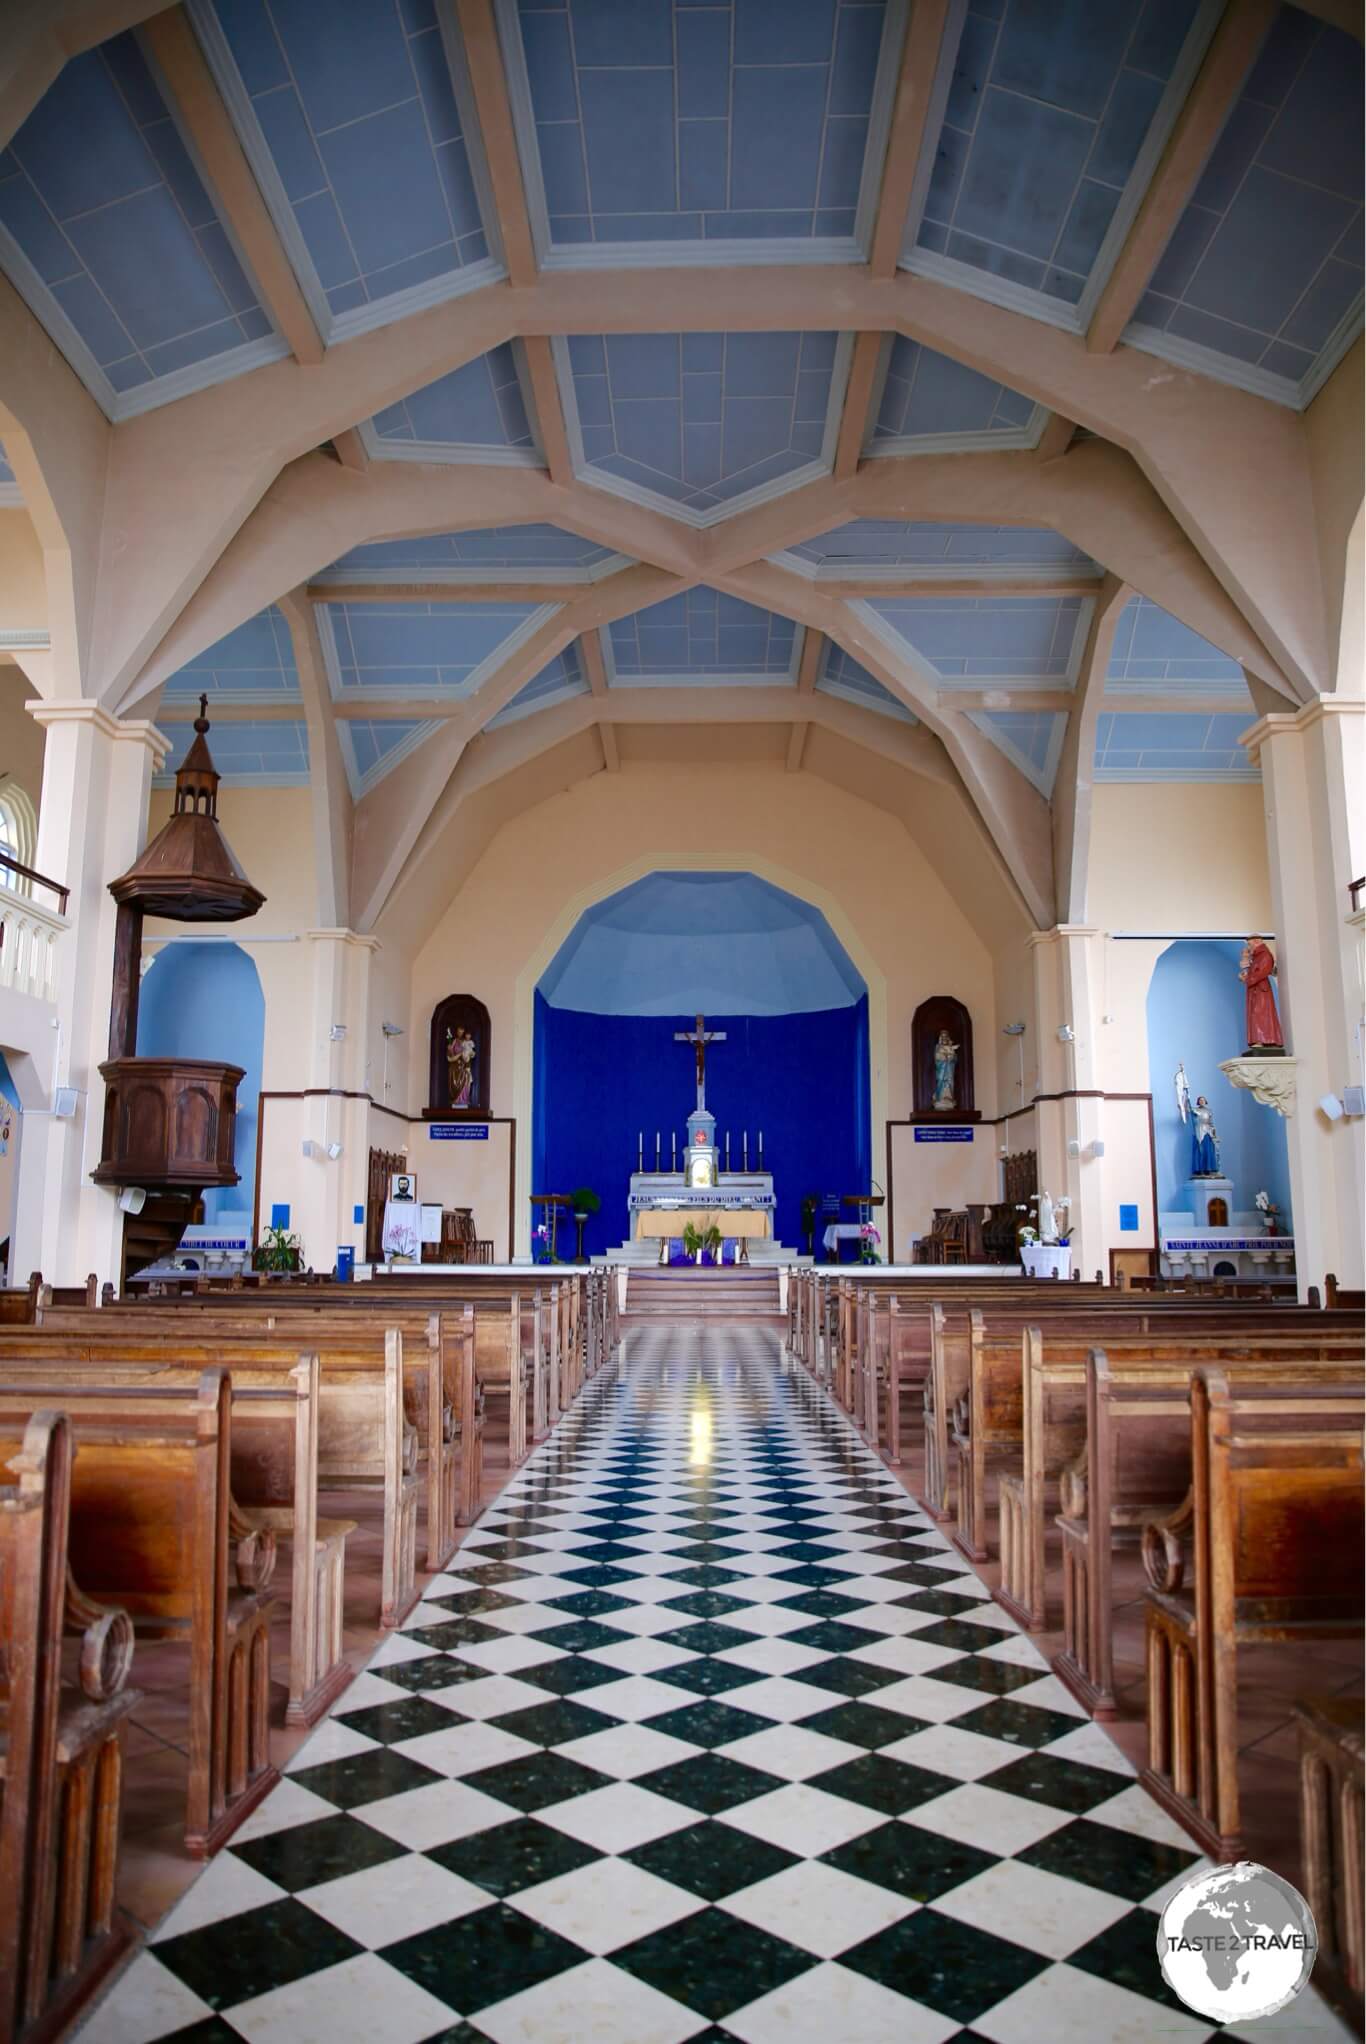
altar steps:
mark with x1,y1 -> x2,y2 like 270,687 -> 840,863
623,1267 -> 783,1319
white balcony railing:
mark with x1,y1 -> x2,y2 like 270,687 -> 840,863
0,882 -> 66,1004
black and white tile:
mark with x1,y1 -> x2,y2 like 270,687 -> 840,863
77,1324 -> 1356,2044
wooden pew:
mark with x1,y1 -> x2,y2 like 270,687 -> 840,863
1295,1695 -> 1364,2032
990,1316 -> 1363,1623
4,1323 -> 422,1633
0,1275 -> 42,1327
1052,1345 -> 1363,1716
0,1412 -> 140,2044
0,1372 -> 279,1856
1140,1368 -> 1364,1860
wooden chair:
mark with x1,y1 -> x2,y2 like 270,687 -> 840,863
0,1412 -> 141,2044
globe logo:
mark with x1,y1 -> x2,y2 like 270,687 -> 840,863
1158,1860 -> 1318,2023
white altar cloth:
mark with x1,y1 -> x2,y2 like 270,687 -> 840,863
822,1224 -> 865,1253
1021,1243 -> 1072,1279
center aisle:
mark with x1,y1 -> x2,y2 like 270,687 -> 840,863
84,1323 -> 1326,2044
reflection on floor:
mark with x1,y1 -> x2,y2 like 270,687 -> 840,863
78,1324 -> 1356,2043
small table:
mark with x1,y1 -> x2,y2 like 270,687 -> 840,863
822,1223 -> 865,1261
1022,1243 -> 1071,1280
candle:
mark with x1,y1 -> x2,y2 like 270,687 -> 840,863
655,1130 -> 660,1168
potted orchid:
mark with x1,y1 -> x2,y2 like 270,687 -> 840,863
1255,1190 -> 1282,1236
859,1223 -> 882,1265
533,1222 -> 560,1265
1054,1195 -> 1073,1247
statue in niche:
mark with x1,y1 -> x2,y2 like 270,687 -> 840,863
932,1031 -> 959,1111
1191,1096 -> 1221,1177
1239,935 -> 1285,1053
446,1025 -> 477,1108
427,995 -> 490,1116
912,995 -> 977,1120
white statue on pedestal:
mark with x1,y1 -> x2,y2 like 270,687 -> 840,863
1037,1189 -> 1058,1245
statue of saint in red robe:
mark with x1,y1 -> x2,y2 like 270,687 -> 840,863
1239,935 -> 1284,1051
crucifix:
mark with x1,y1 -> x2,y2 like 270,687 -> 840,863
675,1013 -> 726,1112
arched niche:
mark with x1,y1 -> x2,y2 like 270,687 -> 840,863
428,995 -> 491,1115
911,996 -> 977,1120
137,940 -> 263,1223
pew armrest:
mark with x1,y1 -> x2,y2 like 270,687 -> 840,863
1141,1488 -> 1194,1594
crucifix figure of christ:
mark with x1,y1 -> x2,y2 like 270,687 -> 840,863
676,1013 -> 726,1112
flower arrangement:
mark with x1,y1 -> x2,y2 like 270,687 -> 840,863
1054,1195 -> 1073,1247
1255,1189 -> 1282,1235
859,1223 -> 882,1265
533,1222 -> 560,1264
1019,1226 -> 1039,1247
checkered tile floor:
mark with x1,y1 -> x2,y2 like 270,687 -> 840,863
80,1324 -> 1355,2044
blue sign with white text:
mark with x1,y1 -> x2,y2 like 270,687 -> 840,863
914,1127 -> 973,1143
429,1123 -> 489,1141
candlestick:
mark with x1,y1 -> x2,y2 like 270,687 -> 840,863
655,1130 -> 660,1169
637,1131 -> 644,1171
671,1132 -> 677,1171
758,1129 -> 764,1168
725,1130 -> 731,1169
743,1130 -> 749,1171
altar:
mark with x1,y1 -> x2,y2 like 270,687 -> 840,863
628,1014 -> 776,1250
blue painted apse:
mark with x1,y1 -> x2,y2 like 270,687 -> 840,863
137,941 -> 265,1225
1145,938 -> 1291,1223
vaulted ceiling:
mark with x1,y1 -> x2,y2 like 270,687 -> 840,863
0,0 -> 1360,934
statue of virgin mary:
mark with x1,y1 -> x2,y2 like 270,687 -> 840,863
932,1030 -> 959,1111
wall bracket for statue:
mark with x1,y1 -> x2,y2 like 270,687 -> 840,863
1219,1054 -> 1298,1118
427,995 -> 490,1116
910,995 -> 978,1122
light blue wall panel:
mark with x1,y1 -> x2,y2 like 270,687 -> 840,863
789,519 -> 1096,569
370,344 -> 534,451
203,0 -> 490,321
1134,9 -> 1362,390
324,600 -> 543,693
817,644 -> 916,720
162,605 -> 300,698
1107,597 -> 1245,686
565,331 -> 839,514
154,718 -> 309,783
913,0 -> 1202,306
138,941 -> 265,1225
869,338 -> 1036,444
606,591 -> 797,681
0,35 -> 278,407
1095,709 -> 1257,779
510,0 -> 895,252
867,594 -> 1086,679
326,525 -> 618,574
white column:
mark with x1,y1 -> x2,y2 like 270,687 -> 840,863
13,703 -> 166,1286
290,930 -> 382,1272
1029,925 -> 1107,1280
1243,700 -> 1365,1297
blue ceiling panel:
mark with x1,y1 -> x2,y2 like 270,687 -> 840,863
154,717 -> 309,784
323,524 -> 620,577
322,599 -> 549,696
605,591 -> 799,684
1107,596 -> 1245,689
539,870 -> 866,1015
865,594 -> 1087,681
817,644 -> 916,721
193,0 -> 494,332
505,0 -> 902,261
563,330 -> 842,520
343,717 -> 431,789
0,35 -> 284,417
786,519 -> 1097,572
367,343 -> 537,458
1095,708 -> 1258,779
867,338 -> 1040,450
0,443 -> 14,489
910,0 -> 1206,311
970,706 -> 1066,791
1129,9 -> 1363,402
162,605 -> 300,699
487,643 -> 589,725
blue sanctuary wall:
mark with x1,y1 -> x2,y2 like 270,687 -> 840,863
533,995 -> 870,1258
137,941 -> 265,1225
1146,938 -> 1291,1221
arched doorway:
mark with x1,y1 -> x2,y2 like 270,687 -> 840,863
533,871 -> 870,1257
137,941 -> 265,1224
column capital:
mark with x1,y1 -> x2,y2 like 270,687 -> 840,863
304,927 -> 382,951
1026,924 -> 1101,949
25,698 -> 170,764
1240,696 -> 1366,762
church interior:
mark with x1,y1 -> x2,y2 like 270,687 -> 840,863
0,0 -> 1363,2038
